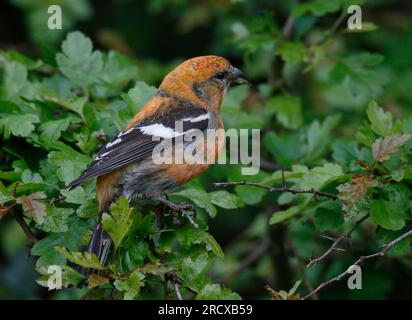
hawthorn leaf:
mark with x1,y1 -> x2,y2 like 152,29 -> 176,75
372,134 -> 411,163
16,192 -> 47,223
101,196 -> 133,249
56,31 -> 103,87
54,246 -> 106,270
0,114 -> 39,139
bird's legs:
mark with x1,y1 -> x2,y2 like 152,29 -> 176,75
158,197 -> 198,228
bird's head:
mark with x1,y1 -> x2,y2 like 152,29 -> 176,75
159,55 -> 247,110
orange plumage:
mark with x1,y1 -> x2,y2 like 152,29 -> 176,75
67,55 -> 247,271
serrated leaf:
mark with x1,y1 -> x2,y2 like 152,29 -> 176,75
88,273 -> 110,289
121,81 -> 157,114
367,102 -> 395,137
208,190 -> 244,209
54,246 -> 105,270
114,270 -> 145,300
276,42 -> 308,65
38,206 -> 74,233
266,94 -> 303,129
0,114 -> 39,139
16,191 -> 47,223
60,186 -> 89,205
56,31 -> 103,87
337,174 -> 374,217
370,199 -> 406,231
304,114 -> 341,160
172,188 -> 217,217
372,134 -> 411,163
102,196 -> 133,249
40,117 -> 75,141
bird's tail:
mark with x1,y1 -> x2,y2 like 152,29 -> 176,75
76,211 -> 112,276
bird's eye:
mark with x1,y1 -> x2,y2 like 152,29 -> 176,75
214,71 -> 226,80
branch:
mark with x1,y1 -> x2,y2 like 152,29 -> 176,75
213,181 -> 338,200
302,228 -> 412,300
10,206 -> 37,247
165,271 -> 184,300
306,214 -> 369,267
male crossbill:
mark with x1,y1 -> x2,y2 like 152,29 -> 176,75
68,55 -> 247,271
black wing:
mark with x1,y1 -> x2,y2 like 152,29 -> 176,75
67,104 -> 209,189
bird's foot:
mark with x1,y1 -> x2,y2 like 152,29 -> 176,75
158,197 -> 198,228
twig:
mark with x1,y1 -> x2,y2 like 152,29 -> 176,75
302,228 -> 412,300
282,14 -> 295,39
306,214 -> 369,267
172,280 -> 183,300
163,280 -> 169,300
10,206 -> 37,247
165,271 -> 184,300
213,181 -> 338,200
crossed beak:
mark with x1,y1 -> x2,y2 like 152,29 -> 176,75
229,66 -> 248,85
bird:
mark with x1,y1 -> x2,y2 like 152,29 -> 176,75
67,55 -> 247,273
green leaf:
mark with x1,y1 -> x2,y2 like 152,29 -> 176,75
367,102 -> 395,137
40,116 -> 77,141
56,31 -> 103,87
102,196 -> 133,249
208,190 -> 244,209
201,233 -> 224,258
330,55 -> 386,98
372,134 -> 411,163
172,188 -> 217,218
0,114 -> 39,139
114,270 -> 145,300
304,114 -> 341,160
300,163 -> 343,191
38,206 -> 74,233
1,60 -> 28,98
16,192 -> 47,223
31,219 -> 90,266
370,199 -> 406,231
100,51 -> 138,90
293,0 -> 341,17
48,144 -> 91,185
196,284 -> 241,300
276,42 -> 308,65
55,246 -> 105,270
270,206 -> 301,225
332,140 -> 372,169
121,81 -> 157,114
60,186 -> 89,205
266,94 -> 303,129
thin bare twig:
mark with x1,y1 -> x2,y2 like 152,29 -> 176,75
306,214 -> 369,267
302,228 -> 412,300
10,206 -> 37,246
165,271 -> 184,300
172,280 -> 183,300
213,181 -> 338,200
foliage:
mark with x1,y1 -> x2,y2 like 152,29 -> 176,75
1,0 -> 412,300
